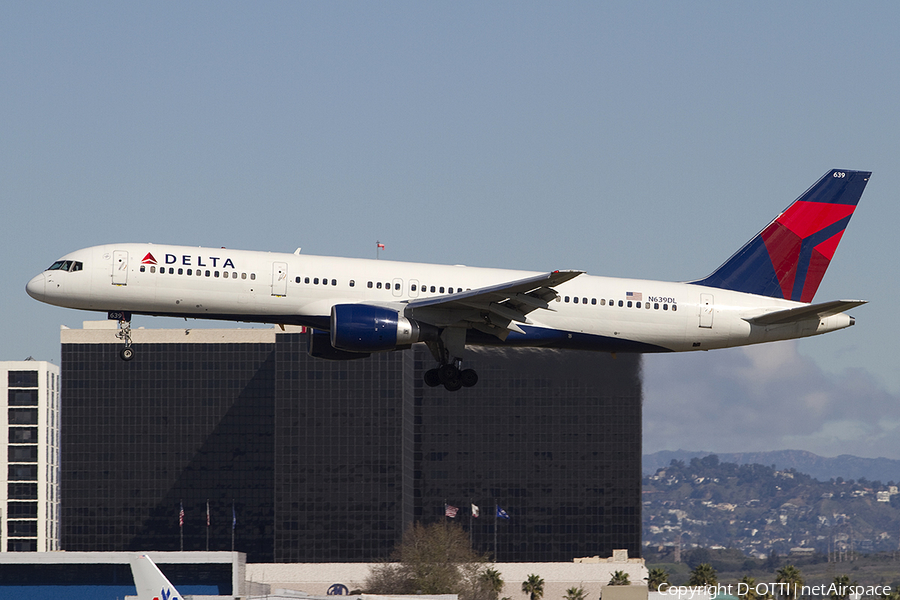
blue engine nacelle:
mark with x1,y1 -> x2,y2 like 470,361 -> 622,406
307,328 -> 371,360
330,304 -> 437,353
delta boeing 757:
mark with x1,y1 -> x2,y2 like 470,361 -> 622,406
26,169 -> 869,390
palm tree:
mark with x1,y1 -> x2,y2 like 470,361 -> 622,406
647,568 -> 670,592
775,565 -> 803,600
738,576 -> 759,600
829,575 -> 856,600
522,574 -> 545,600
608,571 -> 630,586
688,563 -> 717,586
481,568 -> 504,600
564,586 -> 587,600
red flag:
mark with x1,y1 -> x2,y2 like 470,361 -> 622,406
179,502 -> 184,528
377,242 -> 385,249
445,504 -> 459,518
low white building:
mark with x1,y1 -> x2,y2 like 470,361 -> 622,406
246,550 -> 648,599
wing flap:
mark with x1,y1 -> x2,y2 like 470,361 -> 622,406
743,299 -> 866,326
406,270 -> 583,338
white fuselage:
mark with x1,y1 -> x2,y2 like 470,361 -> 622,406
26,243 -> 855,354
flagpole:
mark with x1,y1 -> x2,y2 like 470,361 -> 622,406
206,499 -> 210,552
231,500 -> 236,552
179,500 -> 184,552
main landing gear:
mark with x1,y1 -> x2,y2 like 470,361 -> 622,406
424,361 -> 479,392
110,311 -> 135,361
423,328 -> 478,392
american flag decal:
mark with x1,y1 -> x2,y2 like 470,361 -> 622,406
626,291 -> 642,301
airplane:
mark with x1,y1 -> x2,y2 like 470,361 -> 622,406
26,169 -> 870,391
130,554 -> 183,600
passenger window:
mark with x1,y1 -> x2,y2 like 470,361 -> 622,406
663,304 -> 668,310
295,276 -> 301,283
672,304 -> 677,312
439,287 -> 445,293
178,268 -> 184,275
394,283 -> 400,290
241,273 -> 246,279
206,270 -> 211,277
170,268 -> 176,274
223,271 -> 229,279
457,288 -> 462,293
332,279 -> 337,286
646,302 -> 651,309
250,274 -> 256,280
600,299 -> 605,306
654,303 -> 659,309
367,281 -> 373,288
573,297 -> 578,304
592,298 -> 597,305
582,297 -> 587,304
411,284 -> 417,291
564,296 -> 570,303
430,286 -> 436,293
627,301 -> 632,307
384,282 -> 390,289
377,282 -> 382,289
188,269 -> 193,276
305,277 -> 310,284
150,266 -> 156,273
232,272 -> 237,278
635,301 -> 641,308
214,271 -> 219,278
618,300 -> 623,307
350,280 -> 355,287
140,265 -> 146,273
314,278 -> 319,285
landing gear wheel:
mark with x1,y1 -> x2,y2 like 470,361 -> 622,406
438,364 -> 459,385
120,347 -> 135,361
443,379 -> 463,392
424,368 -> 441,387
460,369 -> 478,387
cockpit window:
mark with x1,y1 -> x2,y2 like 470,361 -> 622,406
47,260 -> 83,272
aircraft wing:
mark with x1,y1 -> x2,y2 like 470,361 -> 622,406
742,299 -> 867,326
405,270 -> 583,338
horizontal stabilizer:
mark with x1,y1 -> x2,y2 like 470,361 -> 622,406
743,299 -> 866,326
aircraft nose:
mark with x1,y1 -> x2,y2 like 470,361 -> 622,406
26,273 -> 46,301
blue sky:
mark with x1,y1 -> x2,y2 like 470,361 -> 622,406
3,3 -> 899,458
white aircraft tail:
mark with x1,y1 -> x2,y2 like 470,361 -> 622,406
130,554 -> 183,600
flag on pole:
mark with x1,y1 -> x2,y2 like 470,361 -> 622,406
179,502 -> 184,527
445,504 -> 459,518
206,500 -> 210,527
377,242 -> 385,250
496,505 -> 510,519
232,503 -> 236,530
471,503 -> 480,518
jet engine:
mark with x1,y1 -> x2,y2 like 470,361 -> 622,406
307,328 -> 371,360
330,304 -> 438,353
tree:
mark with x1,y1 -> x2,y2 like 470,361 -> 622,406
829,575 -> 856,600
688,563 -> 718,586
738,576 -> 759,600
775,565 -> 803,600
608,571 -> 630,586
364,522 -> 491,600
564,586 -> 587,600
481,568 -> 504,600
647,568 -> 670,592
522,574 -> 545,600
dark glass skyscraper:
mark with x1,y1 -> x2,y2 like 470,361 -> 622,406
61,325 -> 641,562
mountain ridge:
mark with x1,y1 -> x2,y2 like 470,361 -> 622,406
643,449 -> 900,483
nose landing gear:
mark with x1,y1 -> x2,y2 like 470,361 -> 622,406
109,311 -> 134,361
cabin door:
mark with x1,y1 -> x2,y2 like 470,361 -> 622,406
112,251 -> 128,286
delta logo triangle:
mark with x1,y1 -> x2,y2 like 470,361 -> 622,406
141,253 -> 158,265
